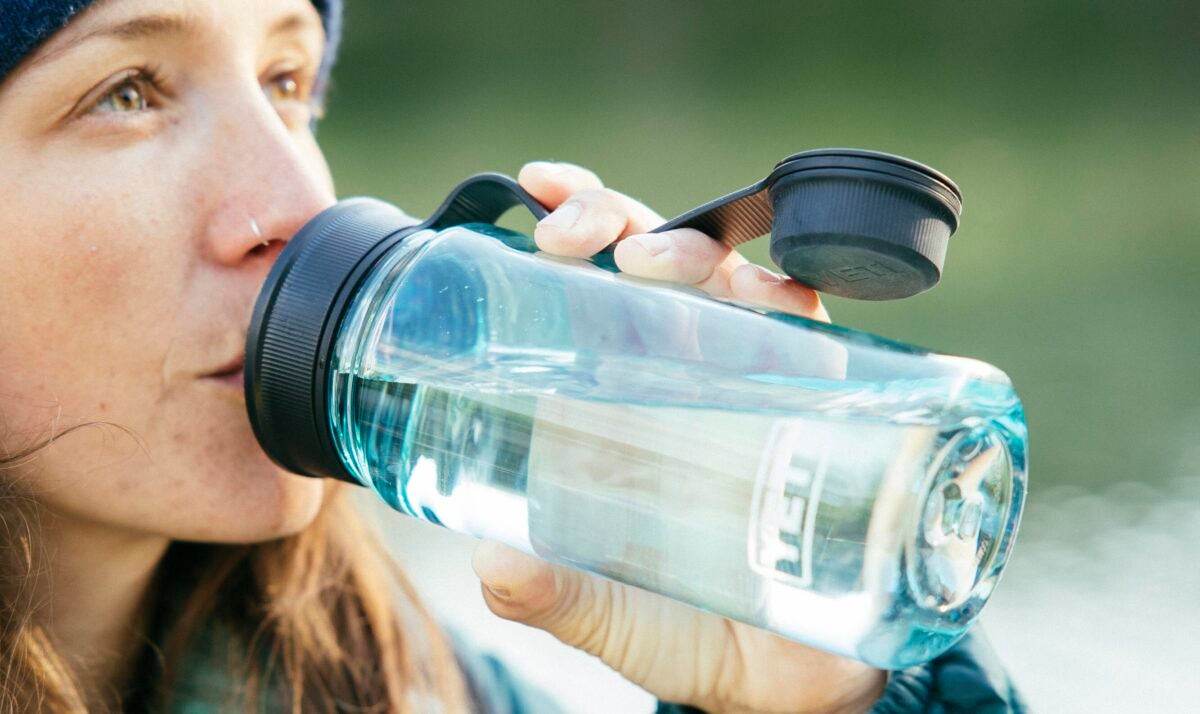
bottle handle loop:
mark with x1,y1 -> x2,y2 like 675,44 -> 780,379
422,170 -> 774,248
426,173 -> 551,230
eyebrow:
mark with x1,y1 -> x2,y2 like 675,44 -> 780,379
269,13 -> 322,38
29,14 -> 195,69
30,11 -> 323,72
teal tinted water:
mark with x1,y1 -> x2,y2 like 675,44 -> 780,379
332,364 -> 1024,668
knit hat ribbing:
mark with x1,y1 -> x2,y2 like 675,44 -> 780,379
0,0 -> 343,91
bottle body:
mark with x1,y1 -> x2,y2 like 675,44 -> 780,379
329,224 -> 1026,669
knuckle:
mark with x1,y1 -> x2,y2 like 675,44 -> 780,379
578,189 -> 628,231
541,573 -> 608,645
573,187 -> 616,208
593,582 -> 637,667
600,186 -> 625,205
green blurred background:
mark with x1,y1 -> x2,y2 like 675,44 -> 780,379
321,1 -> 1199,710
321,0 -> 1199,508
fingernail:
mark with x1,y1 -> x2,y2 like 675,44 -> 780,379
472,540 -> 548,598
753,265 -> 786,284
485,584 -> 512,601
539,201 -> 581,230
633,233 -> 672,257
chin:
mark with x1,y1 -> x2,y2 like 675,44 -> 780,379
148,388 -> 333,543
202,462 -> 329,544
140,431 -> 333,544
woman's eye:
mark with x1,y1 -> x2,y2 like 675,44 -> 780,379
263,69 -> 322,124
266,73 -> 303,103
93,77 -> 151,114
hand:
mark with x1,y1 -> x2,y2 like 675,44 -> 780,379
470,162 -> 885,714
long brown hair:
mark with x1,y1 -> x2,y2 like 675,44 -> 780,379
0,437 -> 470,713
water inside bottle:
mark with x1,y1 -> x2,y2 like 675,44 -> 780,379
332,358 -> 1024,669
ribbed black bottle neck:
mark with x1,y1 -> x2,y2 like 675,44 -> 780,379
245,198 -> 420,482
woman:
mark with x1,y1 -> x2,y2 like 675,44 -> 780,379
0,0 -> 1024,711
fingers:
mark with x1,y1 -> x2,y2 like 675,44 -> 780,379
517,161 -> 830,321
616,228 -> 751,298
728,263 -> 830,322
532,188 -> 630,258
617,231 -> 829,320
519,161 -> 664,258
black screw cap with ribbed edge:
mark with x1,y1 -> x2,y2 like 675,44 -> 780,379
652,148 -> 962,300
245,198 -> 418,483
765,150 -> 962,300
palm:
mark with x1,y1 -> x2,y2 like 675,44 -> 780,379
531,571 -> 881,714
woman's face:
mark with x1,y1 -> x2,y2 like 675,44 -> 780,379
0,0 -> 336,542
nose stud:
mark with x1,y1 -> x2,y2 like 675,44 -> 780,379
250,217 -> 268,247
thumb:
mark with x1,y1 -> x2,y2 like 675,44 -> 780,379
471,540 -> 616,654
471,540 -> 746,708
470,542 -> 884,714
471,539 -> 688,692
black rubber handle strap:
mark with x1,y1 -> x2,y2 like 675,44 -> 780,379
422,171 -> 772,251
426,173 -> 550,230
421,168 -> 776,249
651,178 -> 773,247
646,153 -> 840,248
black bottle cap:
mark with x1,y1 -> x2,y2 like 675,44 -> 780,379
653,148 -> 962,300
766,149 -> 963,300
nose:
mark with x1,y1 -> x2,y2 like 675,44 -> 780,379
203,92 -> 336,268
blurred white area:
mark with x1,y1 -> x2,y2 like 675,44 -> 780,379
370,468 -> 1200,713
984,474 -> 1200,713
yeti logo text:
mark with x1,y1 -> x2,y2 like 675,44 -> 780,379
825,263 -> 898,283
749,425 -> 826,586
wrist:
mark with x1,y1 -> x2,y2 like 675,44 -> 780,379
821,668 -> 887,714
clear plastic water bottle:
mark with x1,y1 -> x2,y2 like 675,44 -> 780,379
246,156 -> 1027,669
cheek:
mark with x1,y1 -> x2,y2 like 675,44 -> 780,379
48,196 -> 186,338
24,384 -> 326,543
0,132 -> 325,541
0,173 -> 222,537
151,398 -> 328,540
0,179 -> 190,423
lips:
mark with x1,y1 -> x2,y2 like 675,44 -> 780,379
203,354 -> 245,389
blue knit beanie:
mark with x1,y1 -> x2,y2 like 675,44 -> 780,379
0,0 -> 343,93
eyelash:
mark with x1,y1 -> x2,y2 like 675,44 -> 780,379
84,65 -> 165,116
